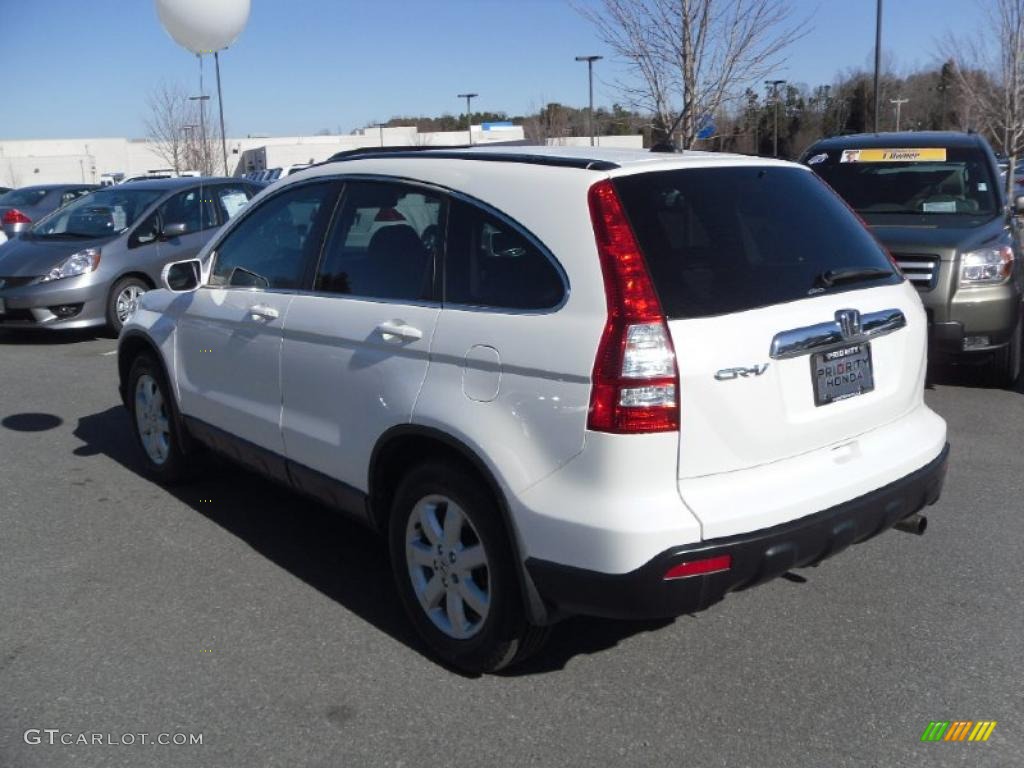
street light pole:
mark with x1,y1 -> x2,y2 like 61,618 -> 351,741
874,0 -> 883,132
765,80 -> 786,158
457,93 -> 478,145
890,97 -> 908,131
376,123 -> 385,148
188,94 -> 211,173
214,51 -> 230,176
575,55 -> 603,147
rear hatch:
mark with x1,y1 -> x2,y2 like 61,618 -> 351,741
614,164 -> 927,529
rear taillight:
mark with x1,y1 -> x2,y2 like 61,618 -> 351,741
375,207 -> 406,222
587,179 -> 679,434
2,209 -> 31,225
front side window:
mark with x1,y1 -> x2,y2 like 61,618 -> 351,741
30,188 -> 163,239
210,181 -> 337,290
159,187 -> 218,234
444,199 -> 564,310
315,181 -> 443,301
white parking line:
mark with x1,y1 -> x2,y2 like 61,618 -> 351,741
100,350 -> 118,356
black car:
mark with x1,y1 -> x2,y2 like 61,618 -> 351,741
802,131 -> 1024,386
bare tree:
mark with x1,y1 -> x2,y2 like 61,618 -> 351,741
145,83 -> 192,173
523,100 -> 573,145
577,0 -> 808,148
943,0 -> 1024,197
145,82 -> 217,175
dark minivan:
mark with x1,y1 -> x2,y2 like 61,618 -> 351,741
802,132 -> 1023,385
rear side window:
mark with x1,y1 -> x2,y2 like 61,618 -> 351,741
210,181 -> 337,290
315,181 -> 443,302
214,184 -> 255,223
444,199 -> 564,310
614,167 -> 900,319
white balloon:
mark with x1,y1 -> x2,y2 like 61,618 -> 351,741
155,0 -> 251,55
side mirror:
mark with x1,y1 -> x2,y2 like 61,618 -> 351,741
161,222 -> 188,239
161,258 -> 202,292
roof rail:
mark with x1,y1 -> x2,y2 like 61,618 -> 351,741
321,146 -> 620,171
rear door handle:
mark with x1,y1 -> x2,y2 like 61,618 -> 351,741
376,320 -> 423,343
248,304 -> 280,321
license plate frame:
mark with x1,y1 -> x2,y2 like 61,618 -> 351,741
811,342 -> 875,406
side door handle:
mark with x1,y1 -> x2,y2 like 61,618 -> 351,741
248,304 -> 280,321
376,320 -> 423,343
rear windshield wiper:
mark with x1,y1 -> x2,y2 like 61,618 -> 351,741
814,267 -> 893,289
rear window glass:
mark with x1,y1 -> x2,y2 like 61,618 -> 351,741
614,166 -> 900,319
0,188 -> 49,207
809,147 -> 998,220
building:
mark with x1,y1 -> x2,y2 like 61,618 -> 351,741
0,124 -> 528,187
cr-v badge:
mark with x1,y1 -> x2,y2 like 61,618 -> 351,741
715,364 -> 769,381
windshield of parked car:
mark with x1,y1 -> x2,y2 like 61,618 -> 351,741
30,188 -> 163,238
809,147 -> 999,221
0,188 -> 49,207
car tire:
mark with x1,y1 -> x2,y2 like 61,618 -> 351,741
126,353 -> 197,484
106,276 -> 149,336
388,461 -> 549,673
991,316 -> 1022,388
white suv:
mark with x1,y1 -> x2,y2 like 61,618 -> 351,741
117,147 -> 949,672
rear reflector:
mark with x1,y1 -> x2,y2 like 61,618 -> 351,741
663,554 -> 732,580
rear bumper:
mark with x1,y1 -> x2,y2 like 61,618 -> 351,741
526,443 -> 949,621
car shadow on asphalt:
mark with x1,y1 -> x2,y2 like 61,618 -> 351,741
72,406 -> 665,676
0,328 -> 101,345
928,362 -> 1024,393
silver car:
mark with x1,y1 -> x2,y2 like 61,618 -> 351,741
0,184 -> 98,239
0,177 -> 260,334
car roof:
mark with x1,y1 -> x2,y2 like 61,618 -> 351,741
13,183 -> 100,192
808,131 -> 986,152
117,176 -> 235,191
319,144 -> 791,175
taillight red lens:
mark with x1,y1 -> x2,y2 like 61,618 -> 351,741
374,207 -> 406,222
2,209 -> 31,225
663,554 -> 732,580
587,179 -> 679,434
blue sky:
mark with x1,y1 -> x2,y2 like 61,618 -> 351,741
1,0 -> 985,140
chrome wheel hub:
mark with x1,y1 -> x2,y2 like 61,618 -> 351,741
406,495 -> 491,640
134,374 -> 171,465
116,284 -> 145,324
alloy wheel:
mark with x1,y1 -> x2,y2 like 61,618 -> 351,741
116,284 -> 145,324
134,374 -> 171,465
405,494 -> 491,640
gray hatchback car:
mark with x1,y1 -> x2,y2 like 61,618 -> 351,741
0,177 -> 260,334
0,184 -> 99,239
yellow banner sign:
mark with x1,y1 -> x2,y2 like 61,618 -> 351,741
840,148 -> 947,163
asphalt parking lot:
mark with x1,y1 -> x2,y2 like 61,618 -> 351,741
0,329 -> 1021,768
